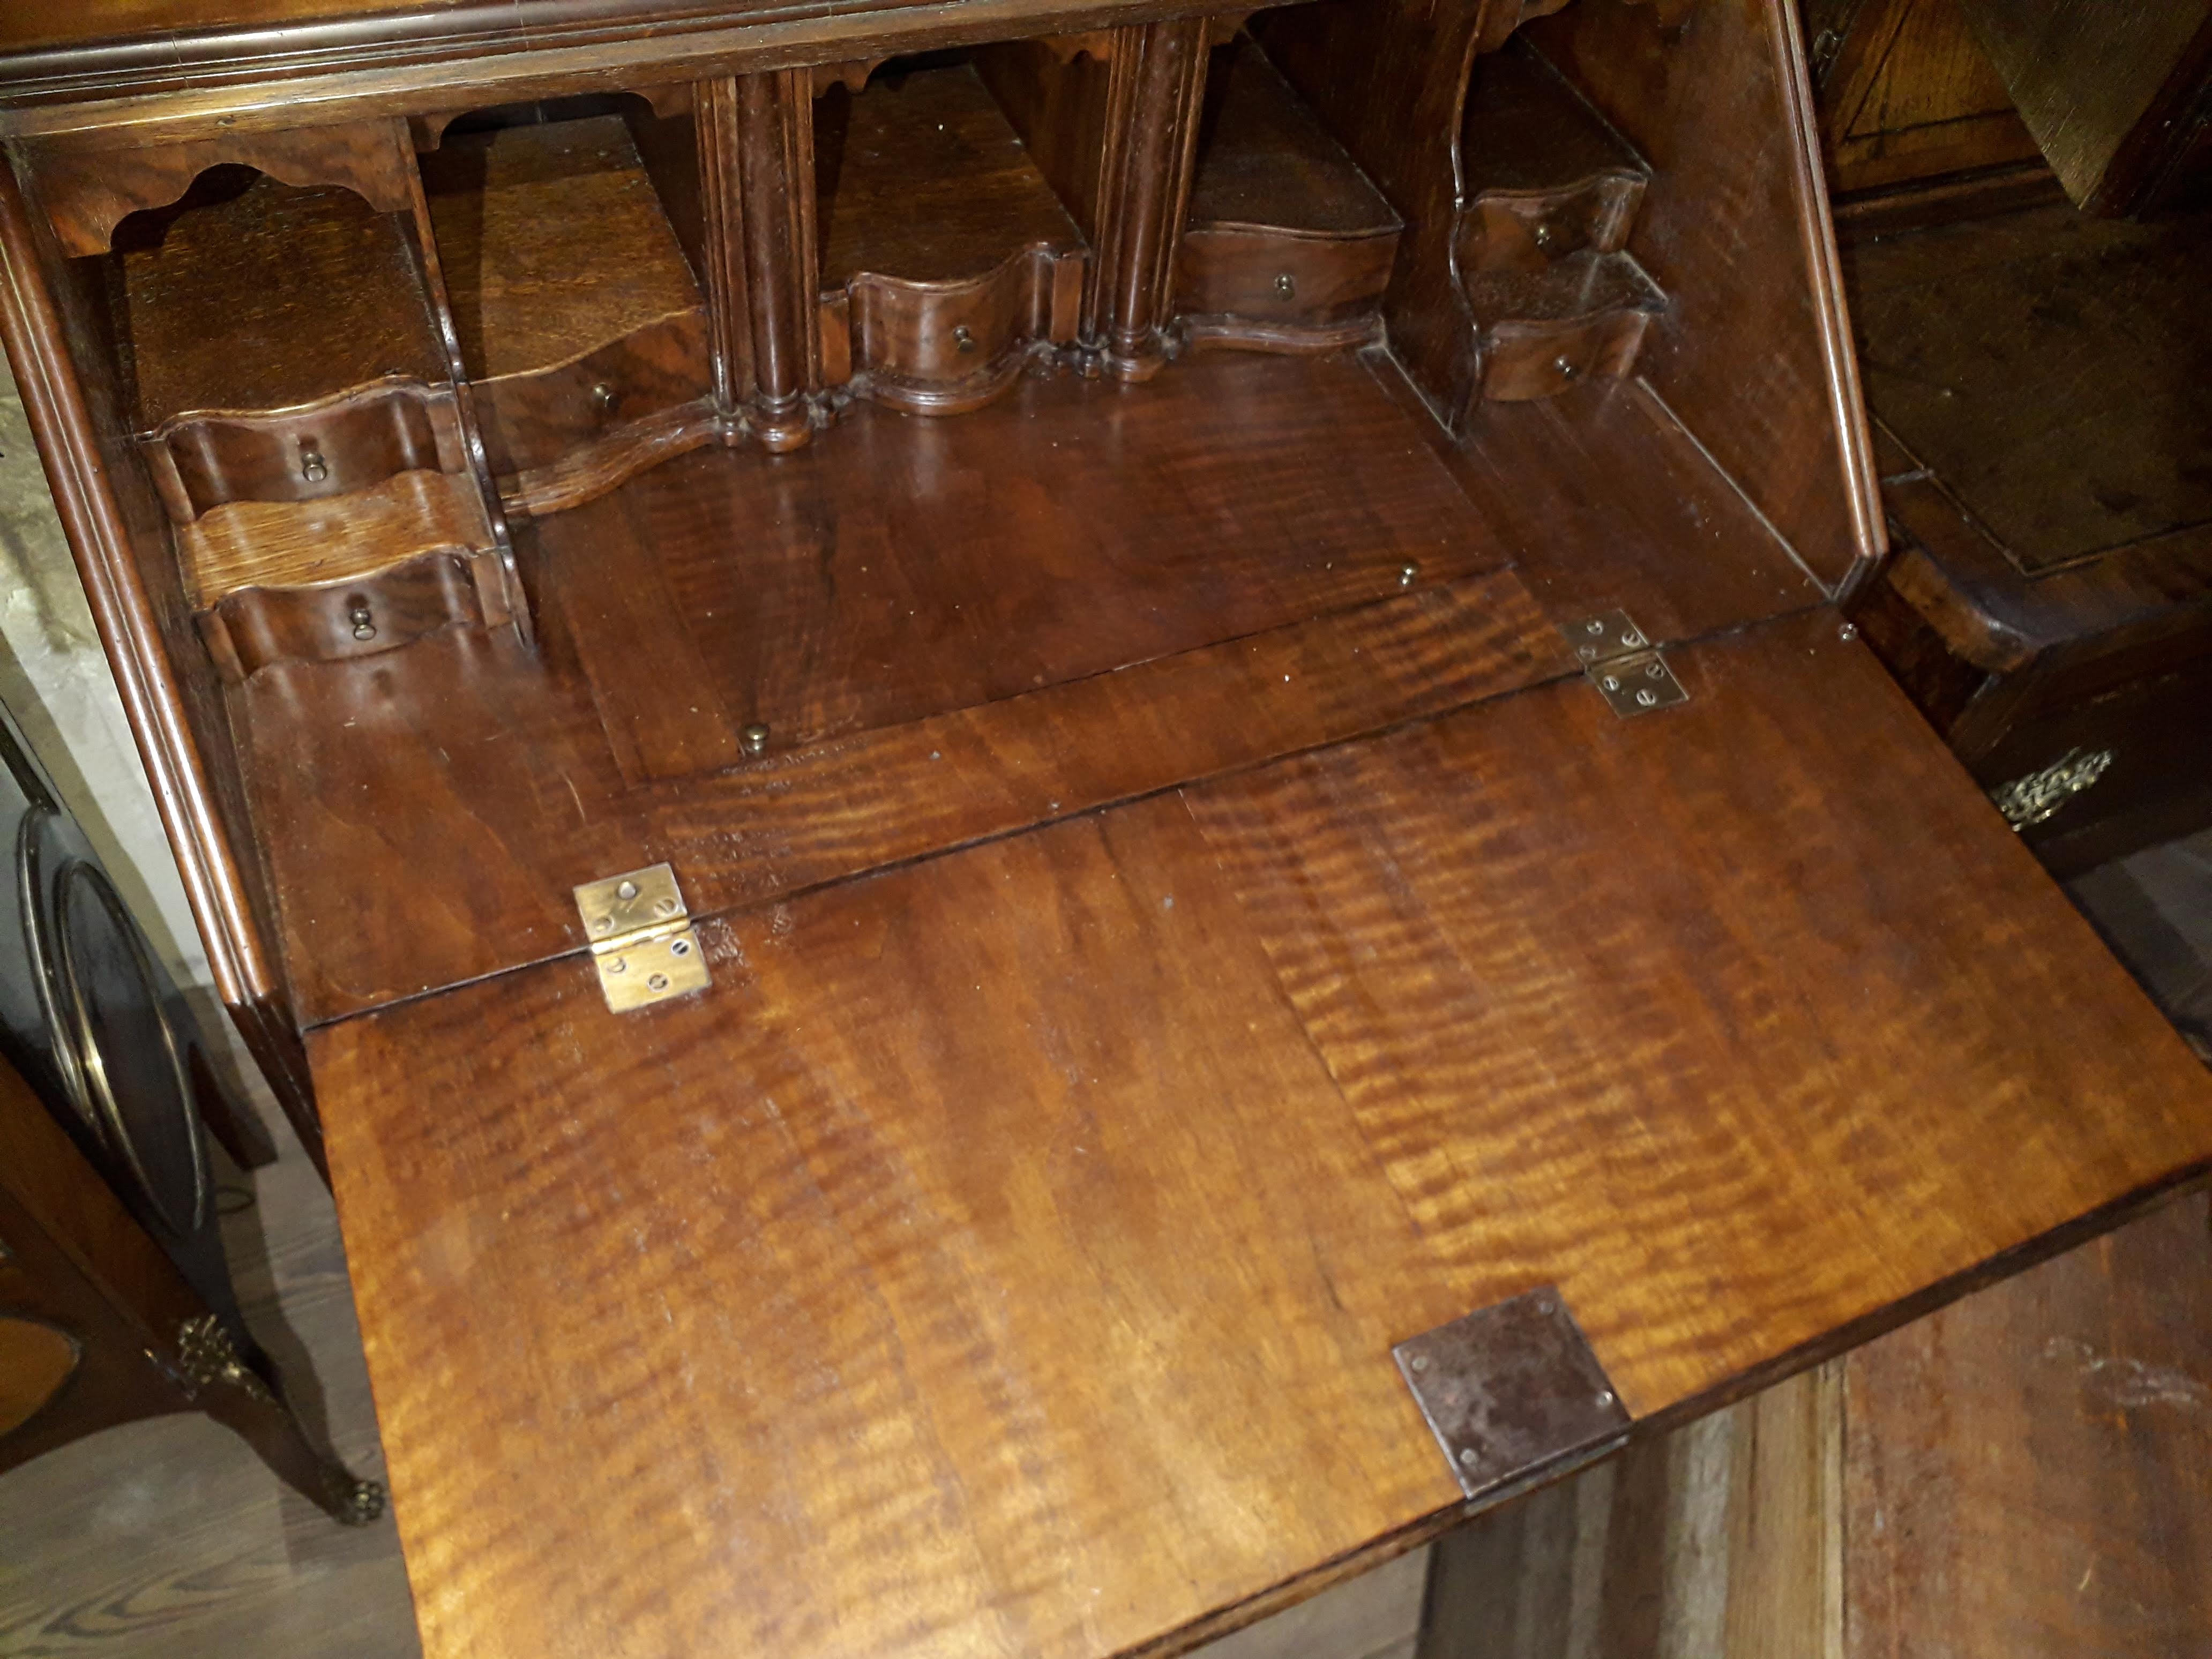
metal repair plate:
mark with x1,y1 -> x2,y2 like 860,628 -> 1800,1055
1393,1287 -> 1631,1502
1559,609 -> 1653,666
1587,650 -> 1689,718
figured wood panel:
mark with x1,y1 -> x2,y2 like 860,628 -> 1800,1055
1179,612 -> 2212,1416
1844,1189 -> 2212,1658
313,610 -> 2212,1659
178,467 -> 493,603
318,796 -> 1474,1659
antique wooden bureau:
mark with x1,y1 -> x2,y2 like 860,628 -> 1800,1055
1,0 -> 2209,1655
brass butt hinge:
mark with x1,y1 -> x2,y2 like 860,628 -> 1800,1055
572,862 -> 712,1013
1560,609 -> 1688,718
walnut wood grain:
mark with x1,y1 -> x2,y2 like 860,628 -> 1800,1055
177,467 -> 494,606
818,60 -> 1086,287
113,167 -> 449,432
733,68 -> 821,448
1456,40 -> 1646,275
26,116 -> 420,257
834,248 -> 1087,413
1845,1190 -> 2212,1658
310,609 -> 2212,1659
498,395 -> 721,516
1461,251 -> 1665,402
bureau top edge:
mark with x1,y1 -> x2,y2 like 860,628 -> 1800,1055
0,0 -> 1244,143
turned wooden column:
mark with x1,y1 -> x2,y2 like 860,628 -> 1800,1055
1085,17 -> 1210,381
698,71 -> 820,450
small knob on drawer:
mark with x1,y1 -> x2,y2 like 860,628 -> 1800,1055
590,382 -> 621,417
299,442 -> 328,483
953,326 -> 977,355
348,601 -> 376,642
1273,273 -> 1298,298
1532,222 -> 1557,252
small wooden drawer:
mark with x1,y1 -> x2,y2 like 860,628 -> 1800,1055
473,309 -> 712,478
139,379 -> 467,525
197,547 -> 521,682
1175,227 -> 1398,350
829,247 -> 1086,415
1455,176 -> 1646,275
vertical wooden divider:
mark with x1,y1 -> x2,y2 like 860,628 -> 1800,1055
397,124 -> 533,642
699,71 -> 821,450
1086,17 -> 1210,379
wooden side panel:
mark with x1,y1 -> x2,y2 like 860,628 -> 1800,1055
1525,0 -> 1882,593
314,611 -> 2212,1659
1845,1190 -> 2212,1658
0,146 -> 319,1157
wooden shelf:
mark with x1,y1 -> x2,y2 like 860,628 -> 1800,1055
817,59 -> 1084,288
1187,38 -> 1398,238
178,467 -> 494,607
114,170 -> 447,431
421,114 -> 702,379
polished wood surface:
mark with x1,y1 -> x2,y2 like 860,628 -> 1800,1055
819,61 -> 1083,287
816,59 -> 1087,408
314,609 -> 2212,1659
236,350 -> 1559,1021
1526,0 -> 1880,591
1176,35 -> 1399,351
